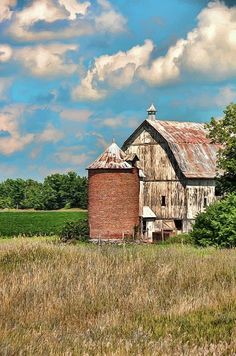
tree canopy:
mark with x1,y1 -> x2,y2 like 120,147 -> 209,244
0,172 -> 87,210
206,103 -> 236,194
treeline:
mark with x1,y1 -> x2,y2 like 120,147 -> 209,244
0,172 -> 87,210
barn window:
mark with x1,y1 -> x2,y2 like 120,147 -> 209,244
203,197 -> 207,207
174,220 -> 183,231
161,196 -> 166,207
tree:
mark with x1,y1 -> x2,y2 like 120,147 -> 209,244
206,103 -> 236,193
191,194 -> 236,248
0,172 -> 88,210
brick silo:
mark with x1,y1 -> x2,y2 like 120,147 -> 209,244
87,142 -> 140,240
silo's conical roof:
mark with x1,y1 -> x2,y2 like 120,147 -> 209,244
87,142 -> 132,169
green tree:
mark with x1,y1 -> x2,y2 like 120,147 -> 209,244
206,103 -> 236,193
0,179 -> 26,209
22,180 -> 44,210
0,172 -> 88,210
191,194 -> 236,248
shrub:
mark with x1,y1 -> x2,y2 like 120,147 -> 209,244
163,233 -> 194,245
191,194 -> 236,248
60,220 -> 89,242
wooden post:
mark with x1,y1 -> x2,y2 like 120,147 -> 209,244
161,220 -> 164,242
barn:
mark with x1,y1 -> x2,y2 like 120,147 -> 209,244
88,105 -> 219,242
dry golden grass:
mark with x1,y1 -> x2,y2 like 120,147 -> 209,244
0,240 -> 236,355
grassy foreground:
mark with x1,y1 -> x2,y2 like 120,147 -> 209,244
0,211 -> 87,237
0,240 -> 236,355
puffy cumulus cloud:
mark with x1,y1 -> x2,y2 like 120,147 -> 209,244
59,0 -> 90,20
0,44 -> 13,62
15,0 -> 66,27
37,123 -> 64,143
0,105 -> 34,155
60,108 -> 92,121
8,0 -> 92,41
95,0 -> 127,33
13,0 -> 90,27
8,0 -> 124,41
72,39 -> 154,100
15,44 -> 78,76
139,1 -> 236,85
0,0 -> 16,23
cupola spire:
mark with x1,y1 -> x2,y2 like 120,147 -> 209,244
147,103 -> 157,121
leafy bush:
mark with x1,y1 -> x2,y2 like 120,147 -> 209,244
191,194 -> 236,248
163,233 -> 194,245
60,220 -> 89,242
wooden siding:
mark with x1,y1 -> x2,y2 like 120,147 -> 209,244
186,180 -> 216,219
125,127 -> 185,220
124,126 -> 216,231
125,128 -> 180,181
144,181 -> 185,219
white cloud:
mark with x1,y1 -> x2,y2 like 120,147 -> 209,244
0,78 -> 12,101
72,1 -> 236,101
15,44 -> 78,76
60,108 -> 92,121
59,0 -> 90,20
139,1 -> 236,85
8,0 -> 124,42
0,0 -> 16,23
72,39 -> 154,100
90,132 -> 109,149
95,0 -> 127,33
8,0 -> 92,41
16,0 -> 65,27
0,105 -> 34,155
55,151 -> 88,165
102,116 -> 123,128
186,86 -> 236,108
0,44 -> 13,62
15,0 -> 91,26
37,124 -> 64,143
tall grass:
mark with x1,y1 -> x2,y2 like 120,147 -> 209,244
0,241 -> 236,355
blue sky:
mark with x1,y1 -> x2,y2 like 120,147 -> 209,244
0,0 -> 236,180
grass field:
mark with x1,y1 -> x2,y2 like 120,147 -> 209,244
0,239 -> 236,355
0,211 -> 87,237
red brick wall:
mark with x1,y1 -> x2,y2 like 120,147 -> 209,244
88,168 -> 140,239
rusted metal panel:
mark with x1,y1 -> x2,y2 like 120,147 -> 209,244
88,142 -> 132,170
123,119 -> 219,179
147,120 -> 219,179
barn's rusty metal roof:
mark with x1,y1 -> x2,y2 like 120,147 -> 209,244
147,120 -> 219,178
87,142 -> 133,170
123,119 -> 219,179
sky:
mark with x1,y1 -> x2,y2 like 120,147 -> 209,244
0,0 -> 236,180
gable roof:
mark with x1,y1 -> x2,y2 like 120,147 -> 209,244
87,142 -> 132,170
123,119 -> 219,179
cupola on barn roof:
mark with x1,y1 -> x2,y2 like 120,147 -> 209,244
147,103 -> 157,120
87,141 -> 132,170
147,103 -> 156,113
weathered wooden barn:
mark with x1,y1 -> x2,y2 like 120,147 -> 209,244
88,105 -> 219,241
